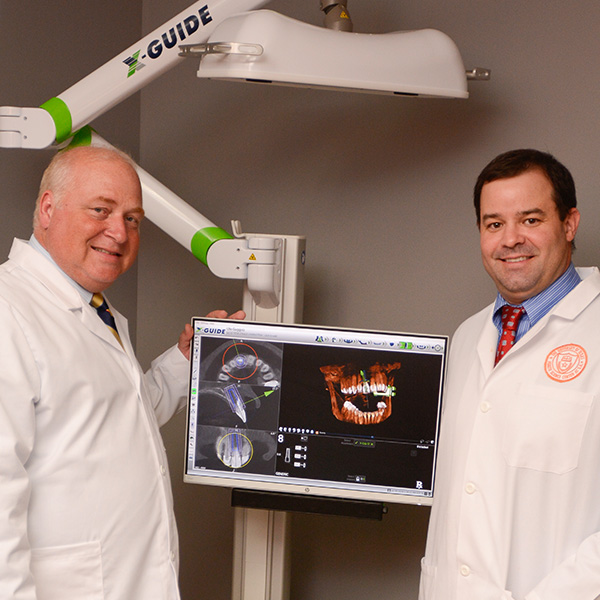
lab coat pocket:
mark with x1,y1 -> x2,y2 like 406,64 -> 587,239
31,540 -> 104,600
502,384 -> 593,474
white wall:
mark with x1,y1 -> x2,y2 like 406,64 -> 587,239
136,2 -> 600,599
2,2 -> 600,599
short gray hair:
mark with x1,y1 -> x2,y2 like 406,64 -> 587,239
33,145 -> 139,228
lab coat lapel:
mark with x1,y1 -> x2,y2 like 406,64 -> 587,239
476,306 -> 498,379
104,297 -> 136,357
479,267 -> 600,373
10,239 -> 129,354
81,302 -> 125,351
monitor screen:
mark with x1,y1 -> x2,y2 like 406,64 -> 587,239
184,318 -> 447,506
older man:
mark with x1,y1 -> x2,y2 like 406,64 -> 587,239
419,149 -> 600,600
0,146 -> 242,600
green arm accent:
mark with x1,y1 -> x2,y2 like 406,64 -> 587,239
66,125 -> 94,148
40,97 -> 73,144
191,227 -> 233,265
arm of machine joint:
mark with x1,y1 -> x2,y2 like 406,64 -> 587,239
0,106 -> 56,149
206,237 -> 281,280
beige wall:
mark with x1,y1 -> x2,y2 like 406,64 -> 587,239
2,1 -> 600,599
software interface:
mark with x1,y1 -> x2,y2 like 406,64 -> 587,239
185,318 -> 447,503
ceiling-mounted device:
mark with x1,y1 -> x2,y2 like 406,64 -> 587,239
180,10 -> 489,99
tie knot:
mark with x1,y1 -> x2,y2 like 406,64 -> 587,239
500,305 -> 525,332
90,293 -> 106,309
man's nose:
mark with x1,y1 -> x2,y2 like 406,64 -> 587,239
105,216 -> 128,243
501,223 -> 526,247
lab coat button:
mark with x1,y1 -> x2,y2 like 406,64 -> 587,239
460,565 -> 471,577
480,401 -> 491,413
170,551 -> 176,562
160,464 -> 166,475
465,482 -> 477,494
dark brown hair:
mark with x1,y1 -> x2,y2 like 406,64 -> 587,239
473,149 -> 576,224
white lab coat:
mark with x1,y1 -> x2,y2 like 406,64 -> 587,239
0,239 -> 189,600
419,267 -> 600,600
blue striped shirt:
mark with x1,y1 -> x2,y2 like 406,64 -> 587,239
493,262 -> 581,343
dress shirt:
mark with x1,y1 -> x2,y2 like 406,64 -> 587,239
29,234 -> 93,303
492,262 -> 581,343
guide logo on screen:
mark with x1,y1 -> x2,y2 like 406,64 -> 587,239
199,326 -> 226,335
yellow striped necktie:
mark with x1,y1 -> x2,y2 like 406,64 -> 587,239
90,293 -> 123,346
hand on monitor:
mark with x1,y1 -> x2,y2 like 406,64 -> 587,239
178,310 -> 246,359
205,309 -> 246,321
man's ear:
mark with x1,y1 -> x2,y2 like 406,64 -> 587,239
564,207 -> 581,243
37,191 -> 55,229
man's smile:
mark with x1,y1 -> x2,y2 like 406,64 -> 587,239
92,246 -> 122,257
501,256 -> 531,263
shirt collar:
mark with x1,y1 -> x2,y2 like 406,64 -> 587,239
493,262 -> 581,328
29,234 -> 94,303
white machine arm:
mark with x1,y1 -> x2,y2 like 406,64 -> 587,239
83,128 -> 303,319
0,1 -> 269,149
0,106 -> 56,149
0,0 -> 484,318
0,0 -> 307,317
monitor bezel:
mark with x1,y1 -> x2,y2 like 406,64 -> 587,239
183,318 -> 447,507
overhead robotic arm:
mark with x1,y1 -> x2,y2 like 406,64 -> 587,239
0,0 -> 488,322
0,0 -> 304,322
0,1 -> 267,145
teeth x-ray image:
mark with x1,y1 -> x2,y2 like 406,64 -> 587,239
191,338 -> 284,472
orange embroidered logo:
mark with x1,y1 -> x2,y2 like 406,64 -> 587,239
545,344 -> 587,382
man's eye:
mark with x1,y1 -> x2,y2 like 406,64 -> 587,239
525,218 -> 540,225
126,215 -> 141,227
486,222 -> 502,230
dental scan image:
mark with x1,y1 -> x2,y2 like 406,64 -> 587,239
185,318 -> 447,505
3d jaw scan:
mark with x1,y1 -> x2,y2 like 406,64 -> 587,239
320,362 -> 402,425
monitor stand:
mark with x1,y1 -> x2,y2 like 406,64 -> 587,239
232,237 -> 387,599
230,490 -> 386,600
232,489 -> 386,519
231,506 -> 290,600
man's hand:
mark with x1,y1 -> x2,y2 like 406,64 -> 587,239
177,310 -> 246,359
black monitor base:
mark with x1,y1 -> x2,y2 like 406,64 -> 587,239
231,489 -> 387,520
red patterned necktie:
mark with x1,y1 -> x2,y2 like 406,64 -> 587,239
495,305 -> 525,366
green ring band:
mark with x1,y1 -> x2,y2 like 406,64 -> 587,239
191,227 -> 233,265
66,126 -> 94,148
40,97 -> 73,144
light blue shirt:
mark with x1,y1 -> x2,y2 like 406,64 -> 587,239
28,235 -> 94,303
492,262 -> 581,343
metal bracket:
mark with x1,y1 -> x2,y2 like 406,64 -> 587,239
466,67 -> 491,80
179,41 -> 263,58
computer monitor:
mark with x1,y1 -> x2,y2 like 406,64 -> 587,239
184,318 -> 447,506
